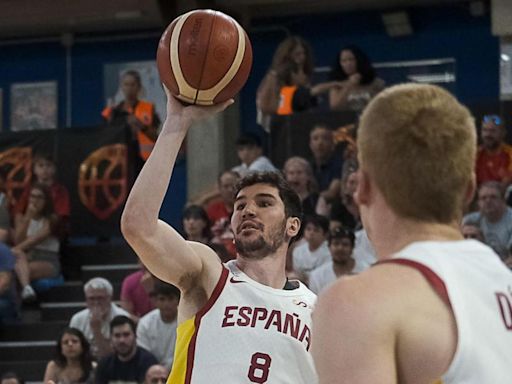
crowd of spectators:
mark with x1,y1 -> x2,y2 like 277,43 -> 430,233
0,33 -> 511,383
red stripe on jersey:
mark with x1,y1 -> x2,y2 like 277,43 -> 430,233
377,258 -> 452,308
185,266 -> 229,384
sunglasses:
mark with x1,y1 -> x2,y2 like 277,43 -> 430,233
483,115 -> 502,126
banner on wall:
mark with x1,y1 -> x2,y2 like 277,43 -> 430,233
0,125 -> 131,237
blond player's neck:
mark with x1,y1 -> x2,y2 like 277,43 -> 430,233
236,248 -> 288,289
371,215 -> 463,261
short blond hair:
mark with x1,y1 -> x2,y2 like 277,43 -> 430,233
358,83 -> 476,223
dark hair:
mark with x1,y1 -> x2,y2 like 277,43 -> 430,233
0,372 -> 24,384
235,133 -> 262,148
110,315 -> 136,334
122,69 -> 142,86
29,182 -> 55,218
152,279 -> 180,299
217,170 -> 240,185
182,204 -> 212,240
329,45 -> 376,85
303,214 -> 330,234
328,227 -> 356,247
54,327 -> 93,382
33,152 -> 55,164
234,172 -> 303,220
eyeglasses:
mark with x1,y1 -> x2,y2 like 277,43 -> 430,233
483,115 -> 502,126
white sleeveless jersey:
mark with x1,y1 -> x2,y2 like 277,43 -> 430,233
390,240 -> 512,383
168,260 -> 318,384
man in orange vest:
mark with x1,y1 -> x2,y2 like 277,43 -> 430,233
102,70 -> 160,172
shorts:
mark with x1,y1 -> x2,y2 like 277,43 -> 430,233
30,249 -> 61,276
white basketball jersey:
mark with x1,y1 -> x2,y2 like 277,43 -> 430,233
391,240 -> 512,383
168,260 -> 318,384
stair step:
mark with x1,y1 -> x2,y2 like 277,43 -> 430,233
81,263 -> 139,283
0,360 -> 48,381
0,321 -> 67,341
66,242 -> 138,266
0,341 -> 55,361
40,302 -> 86,322
39,281 -> 122,302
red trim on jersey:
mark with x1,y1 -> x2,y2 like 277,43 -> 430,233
377,259 -> 452,308
184,266 -> 229,384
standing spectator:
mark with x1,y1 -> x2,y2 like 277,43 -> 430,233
120,262 -> 155,321
95,316 -> 158,384
13,183 -> 61,302
309,227 -> 362,294
43,327 -> 95,384
15,153 -> 70,238
231,133 -> 277,176
283,156 -> 320,217
69,277 -> 130,359
256,36 -> 314,130
475,114 -> 512,186
292,214 -> 331,276
182,205 -> 212,244
328,45 -> 385,113
463,181 -> 512,259
0,244 -> 18,324
102,70 -> 160,174
308,125 -> 343,197
143,365 -> 167,384
207,170 -> 240,259
137,281 -> 179,370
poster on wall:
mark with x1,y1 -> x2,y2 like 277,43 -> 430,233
500,40 -> 512,100
103,61 -> 165,125
10,81 -> 58,131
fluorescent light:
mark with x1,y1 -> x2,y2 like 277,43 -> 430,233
407,73 -> 456,83
501,54 -> 510,62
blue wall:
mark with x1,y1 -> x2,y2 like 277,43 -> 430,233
0,4 -> 500,231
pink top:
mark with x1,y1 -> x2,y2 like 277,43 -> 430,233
120,270 -> 154,317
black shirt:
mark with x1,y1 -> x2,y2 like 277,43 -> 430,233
95,346 -> 158,384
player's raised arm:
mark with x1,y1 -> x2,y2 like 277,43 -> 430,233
120,87 -> 233,292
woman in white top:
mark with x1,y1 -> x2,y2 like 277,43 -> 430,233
13,182 -> 60,301
328,45 -> 385,113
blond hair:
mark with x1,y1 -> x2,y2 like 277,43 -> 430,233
358,83 -> 476,223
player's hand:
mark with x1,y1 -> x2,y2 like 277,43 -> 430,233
163,84 -> 234,127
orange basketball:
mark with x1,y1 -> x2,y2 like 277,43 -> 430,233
157,9 -> 253,105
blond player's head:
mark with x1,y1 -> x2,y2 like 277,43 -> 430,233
357,83 -> 476,224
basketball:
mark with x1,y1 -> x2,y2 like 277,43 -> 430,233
156,9 -> 253,105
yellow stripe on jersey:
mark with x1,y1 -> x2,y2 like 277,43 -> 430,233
432,380 -> 443,384
167,317 -> 196,384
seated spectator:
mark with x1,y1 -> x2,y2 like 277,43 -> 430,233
309,227 -> 362,294
120,262 -> 155,321
12,183 -> 61,302
328,45 -> 385,113
43,327 -> 95,384
207,170 -> 240,259
144,365 -> 168,384
352,228 -> 378,271
308,125 -> 343,197
463,181 -> 512,259
325,167 -> 360,230
95,316 -> 158,384
15,152 -> 70,239
461,221 -> 485,242
475,114 -> 512,186
283,156 -> 320,217
182,205 -> 212,244
0,372 -> 24,384
69,277 -> 130,359
0,244 -> 19,324
232,134 -> 277,177
292,214 -> 331,276
137,280 -> 179,370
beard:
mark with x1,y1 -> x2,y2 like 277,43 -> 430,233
235,218 -> 288,259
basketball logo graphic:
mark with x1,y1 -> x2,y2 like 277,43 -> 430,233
78,144 -> 127,220
0,147 -> 33,211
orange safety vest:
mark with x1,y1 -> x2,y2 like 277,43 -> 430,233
102,100 -> 156,161
276,85 -> 297,115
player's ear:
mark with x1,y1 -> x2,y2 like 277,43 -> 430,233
354,169 -> 370,206
464,173 -> 476,208
287,217 -> 301,237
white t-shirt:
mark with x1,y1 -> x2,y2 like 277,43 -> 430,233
308,259 -> 365,294
232,156 -> 277,177
353,229 -> 377,270
137,308 -> 178,370
292,241 -> 331,275
69,303 -> 129,356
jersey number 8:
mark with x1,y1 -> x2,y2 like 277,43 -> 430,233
247,352 -> 272,383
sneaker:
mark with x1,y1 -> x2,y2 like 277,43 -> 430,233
21,285 -> 37,302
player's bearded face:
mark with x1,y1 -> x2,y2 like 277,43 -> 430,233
235,217 -> 288,259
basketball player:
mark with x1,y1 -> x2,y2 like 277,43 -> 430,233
121,89 -> 318,383
312,84 -> 512,383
